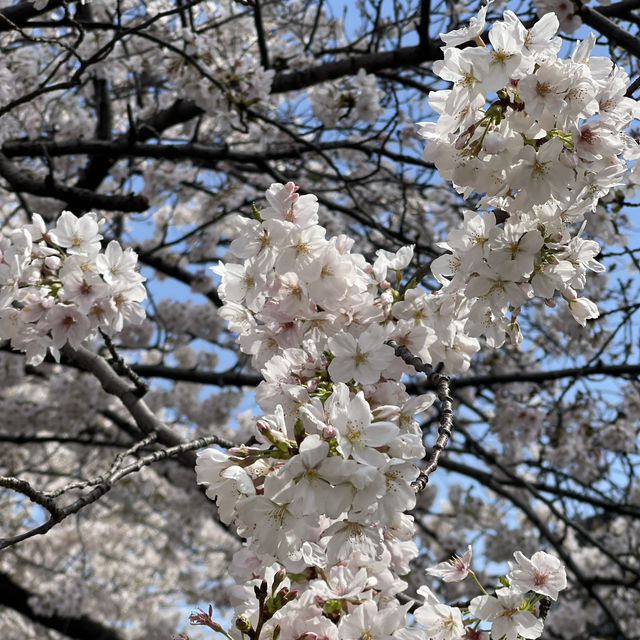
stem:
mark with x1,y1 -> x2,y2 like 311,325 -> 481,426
469,570 -> 489,596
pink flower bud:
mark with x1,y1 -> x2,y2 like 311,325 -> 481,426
322,425 -> 337,439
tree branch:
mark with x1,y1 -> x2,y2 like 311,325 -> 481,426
271,43 -> 442,94
119,361 -> 640,393
0,0 -> 65,32
0,434 -> 232,550
253,0 -> 269,69
0,571 -> 125,640
387,341 -> 454,493
408,361 -> 640,393
577,2 -> 640,59
0,151 -> 148,212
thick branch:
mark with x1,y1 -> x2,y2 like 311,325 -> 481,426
408,361 -> 640,392
123,361 -> 640,393
0,0 -> 65,31
417,0 -> 431,47
61,344 -> 199,465
0,151 -> 148,212
0,571 -> 124,640
577,3 -> 640,59
131,363 -> 260,386
74,99 -> 204,193
271,43 -> 442,94
253,0 -> 269,69
2,138 -> 434,171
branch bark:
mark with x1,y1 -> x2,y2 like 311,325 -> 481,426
0,151 -> 148,212
0,571 -> 125,640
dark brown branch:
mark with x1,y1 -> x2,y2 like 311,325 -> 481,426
130,363 -> 260,386
577,3 -> 640,59
0,476 -> 63,519
271,43 -> 442,94
597,0 -> 640,18
92,76 -> 113,141
442,458 -> 640,519
0,0 -> 65,32
123,361 -> 640,394
253,0 -> 269,69
417,0 -> 431,47
0,151 -> 148,212
74,99 -> 205,194
407,361 -> 640,393
0,571 -> 125,640
2,138 -> 435,172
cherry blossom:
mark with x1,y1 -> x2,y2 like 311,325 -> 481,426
509,550 -> 568,600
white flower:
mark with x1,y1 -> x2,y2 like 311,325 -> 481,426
509,138 -> 572,207
45,304 -> 91,349
327,324 -> 395,386
427,545 -> 473,582
327,385 -> 398,466
415,598 -> 465,640
508,550 -> 567,600
49,211 -> 102,256
440,1 -> 492,47
264,434 -> 352,518
338,599 -> 404,639
323,519 -> 384,564
372,245 -> 414,282
469,589 -> 544,640
195,449 -> 255,524
95,240 -> 142,285
567,296 -> 599,326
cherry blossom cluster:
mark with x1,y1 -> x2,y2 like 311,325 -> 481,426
417,546 -> 567,640
421,9 -> 638,215
159,24 -> 275,135
309,68 -> 385,126
0,211 -> 146,365
415,7 -> 640,346
194,181 -> 567,638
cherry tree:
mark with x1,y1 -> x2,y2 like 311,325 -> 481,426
0,0 -> 638,639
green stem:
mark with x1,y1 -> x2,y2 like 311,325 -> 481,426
469,570 -> 489,595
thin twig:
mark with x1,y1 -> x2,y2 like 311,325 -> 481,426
0,434 -> 233,551
100,330 -> 149,396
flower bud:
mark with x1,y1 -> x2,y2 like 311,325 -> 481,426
235,616 -> 252,632
271,568 -> 287,593
44,256 -> 61,271
507,321 -> 523,346
322,425 -> 337,439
